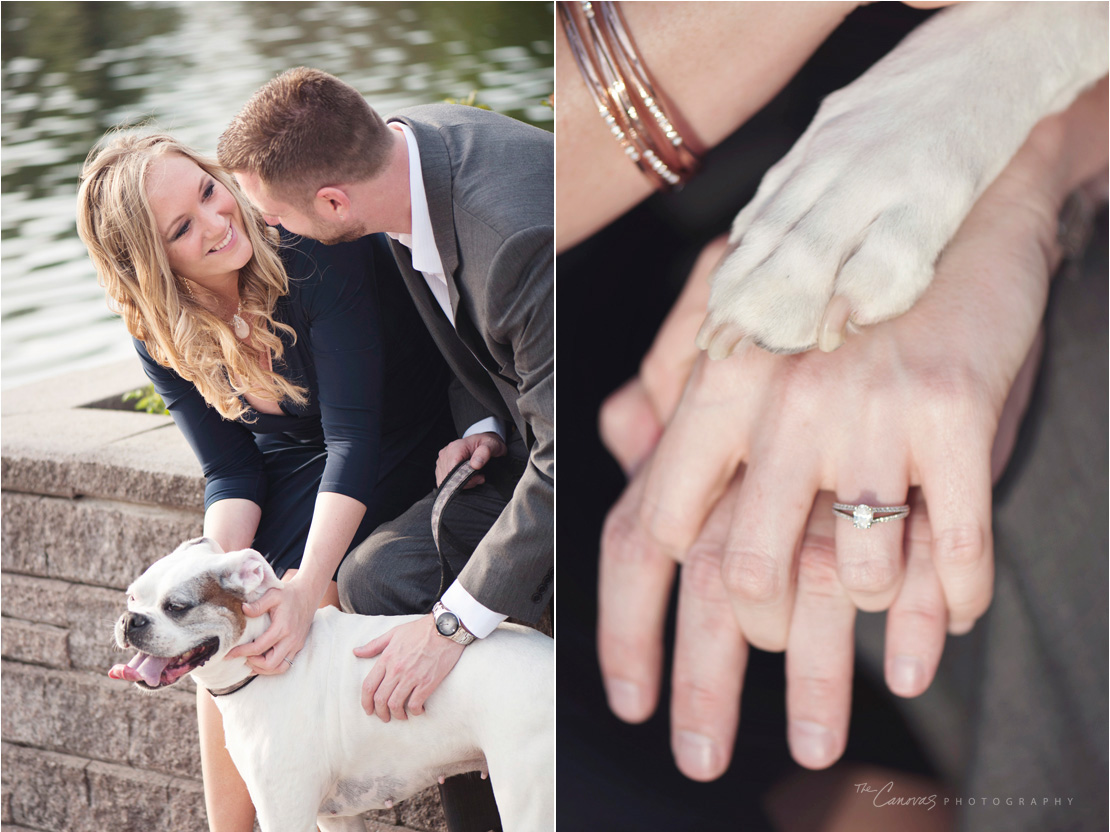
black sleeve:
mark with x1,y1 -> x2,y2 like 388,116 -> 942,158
133,340 -> 267,511
289,236 -> 385,509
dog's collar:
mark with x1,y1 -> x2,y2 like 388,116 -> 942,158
205,674 -> 259,697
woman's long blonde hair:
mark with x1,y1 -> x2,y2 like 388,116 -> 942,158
76,132 -> 307,421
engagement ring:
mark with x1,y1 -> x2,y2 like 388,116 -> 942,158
832,502 -> 910,529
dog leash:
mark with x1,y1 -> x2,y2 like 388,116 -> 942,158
431,459 -> 479,601
430,456 -> 523,602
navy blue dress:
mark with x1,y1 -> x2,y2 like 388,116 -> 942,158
137,232 -> 453,576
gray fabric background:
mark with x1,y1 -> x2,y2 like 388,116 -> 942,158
857,220 -> 1109,831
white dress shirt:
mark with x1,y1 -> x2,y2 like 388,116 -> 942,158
387,122 -> 508,640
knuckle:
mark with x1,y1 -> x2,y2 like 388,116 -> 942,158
893,597 -> 947,634
837,557 -> 899,595
796,545 -> 841,595
672,673 -> 727,720
933,525 -> 985,571
639,498 -> 697,555
917,367 -> 993,426
597,630 -> 649,675
600,509 -> 655,567
791,672 -> 845,707
681,545 -> 728,603
721,549 -> 782,605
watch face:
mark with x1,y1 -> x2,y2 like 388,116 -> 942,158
436,612 -> 460,637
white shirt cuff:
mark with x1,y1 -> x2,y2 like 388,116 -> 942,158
463,417 -> 506,442
441,581 -> 507,639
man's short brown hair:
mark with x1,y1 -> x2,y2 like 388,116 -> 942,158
218,67 -> 393,203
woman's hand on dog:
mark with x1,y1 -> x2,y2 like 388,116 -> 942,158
227,575 -> 319,673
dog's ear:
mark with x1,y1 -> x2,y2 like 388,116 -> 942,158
172,537 -> 225,557
219,549 -> 276,599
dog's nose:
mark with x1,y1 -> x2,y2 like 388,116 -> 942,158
125,612 -> 151,634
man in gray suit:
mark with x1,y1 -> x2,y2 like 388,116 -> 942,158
219,67 -> 552,829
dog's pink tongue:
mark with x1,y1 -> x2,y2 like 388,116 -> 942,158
108,652 -> 170,686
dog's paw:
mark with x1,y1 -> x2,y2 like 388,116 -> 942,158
697,0 -> 1108,358
697,90 -> 971,357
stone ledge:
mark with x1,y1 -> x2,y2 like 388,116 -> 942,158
1,573 -> 127,673
0,619 -> 69,668
1,574 -> 72,627
1,661 -> 200,780
0,742 -> 207,832
1,492 -> 202,591
1,359 -> 203,507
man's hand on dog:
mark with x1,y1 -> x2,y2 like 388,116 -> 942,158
436,432 -> 507,488
354,616 -> 465,722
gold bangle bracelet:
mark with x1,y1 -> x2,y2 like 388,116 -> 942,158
559,1 -> 699,190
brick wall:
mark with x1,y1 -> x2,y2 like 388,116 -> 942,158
1,361 -> 444,832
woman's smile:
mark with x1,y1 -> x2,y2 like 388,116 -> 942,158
210,223 -> 235,254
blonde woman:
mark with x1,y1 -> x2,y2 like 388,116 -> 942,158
77,133 -> 455,830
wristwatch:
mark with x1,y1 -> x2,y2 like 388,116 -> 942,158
432,601 -> 476,646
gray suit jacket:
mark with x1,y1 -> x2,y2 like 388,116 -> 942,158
385,104 -> 553,623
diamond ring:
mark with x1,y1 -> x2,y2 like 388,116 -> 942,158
832,502 -> 910,529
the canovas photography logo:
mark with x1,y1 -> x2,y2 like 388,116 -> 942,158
853,782 -> 1076,811
854,781 -> 939,810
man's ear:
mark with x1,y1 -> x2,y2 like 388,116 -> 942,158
220,549 -> 276,599
315,186 -> 352,220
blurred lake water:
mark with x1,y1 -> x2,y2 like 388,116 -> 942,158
1,1 -> 553,390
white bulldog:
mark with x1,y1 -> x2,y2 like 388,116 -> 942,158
108,538 -> 554,832
698,1 -> 1108,356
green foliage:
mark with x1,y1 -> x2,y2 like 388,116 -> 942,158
123,383 -> 168,415
443,91 -> 491,110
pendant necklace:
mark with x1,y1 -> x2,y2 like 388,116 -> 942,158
230,303 -> 250,340
182,278 -> 249,340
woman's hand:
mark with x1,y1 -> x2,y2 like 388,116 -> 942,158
226,572 -> 321,674
226,492 -> 367,673
597,78 -> 1107,773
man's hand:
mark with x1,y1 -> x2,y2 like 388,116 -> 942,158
353,616 -> 466,722
601,458 -> 949,777
435,432 -> 507,488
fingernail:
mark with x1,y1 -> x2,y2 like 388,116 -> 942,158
818,295 -> 851,352
889,654 -> 924,696
605,678 -> 645,721
695,319 -> 714,351
789,720 -> 836,768
675,731 -> 719,780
